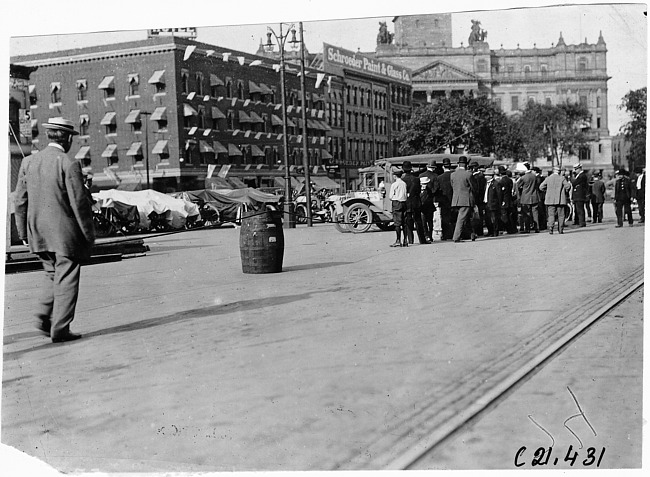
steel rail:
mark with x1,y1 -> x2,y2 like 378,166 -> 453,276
389,277 -> 644,470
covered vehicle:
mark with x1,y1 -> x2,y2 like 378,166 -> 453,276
173,188 -> 280,224
333,153 -> 494,233
93,189 -> 200,231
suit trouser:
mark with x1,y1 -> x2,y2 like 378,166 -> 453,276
406,207 -> 427,244
546,205 -> 566,232
35,252 -> 82,339
485,209 -> 500,236
440,203 -> 454,240
452,206 -> 472,241
615,201 -> 633,226
519,203 -> 539,231
473,204 -> 485,236
421,205 -> 434,240
637,195 -> 645,221
574,200 -> 587,226
591,200 -> 604,222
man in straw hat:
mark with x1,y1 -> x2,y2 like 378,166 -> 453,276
539,165 -> 571,234
14,117 -> 96,343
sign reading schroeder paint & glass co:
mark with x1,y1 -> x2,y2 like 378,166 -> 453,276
322,43 -> 411,85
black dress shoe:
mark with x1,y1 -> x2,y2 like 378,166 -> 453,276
453,239 -> 461,243
36,322 -> 51,337
471,233 -> 477,241
401,242 -> 409,247
52,332 -> 82,343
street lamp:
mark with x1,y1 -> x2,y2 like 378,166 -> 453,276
266,23 -> 298,228
296,22 -> 313,227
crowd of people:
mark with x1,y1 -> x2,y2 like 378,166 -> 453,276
388,158 -> 645,247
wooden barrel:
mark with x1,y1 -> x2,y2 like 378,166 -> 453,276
239,209 -> 284,273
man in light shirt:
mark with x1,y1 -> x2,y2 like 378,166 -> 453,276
389,169 -> 408,247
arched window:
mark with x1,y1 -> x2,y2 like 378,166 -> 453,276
237,82 -> 244,100
225,80 -> 232,98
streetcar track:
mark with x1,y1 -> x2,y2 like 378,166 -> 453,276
336,266 -> 643,470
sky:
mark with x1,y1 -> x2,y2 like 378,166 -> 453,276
5,1 -> 648,134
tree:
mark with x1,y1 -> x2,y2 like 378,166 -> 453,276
396,95 -> 524,159
619,87 -> 646,169
518,101 -> 592,168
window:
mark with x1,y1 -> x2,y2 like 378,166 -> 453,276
101,112 -> 117,135
579,146 -> 591,161
597,117 -> 601,128
197,106 -> 206,129
494,97 -> 502,110
511,96 -> 519,111
128,74 -> 139,96
507,66 -> 514,77
596,96 -> 601,108
346,86 -> 351,104
76,79 -> 88,101
545,97 -> 552,106
477,59 -> 487,73
524,65 -> 531,78
181,70 -> 190,94
79,115 -> 89,136
541,65 -> 548,78
125,109 -> 142,132
227,110 -> 235,130
50,82 -> 61,104
598,144 -> 603,153
578,58 -> 587,72
579,95 -> 588,107
151,106 -> 168,130
149,70 -> 166,94
225,79 -> 233,98
195,73 -> 204,96
29,85 -> 37,106
237,82 -> 244,100
528,97 -> 535,105
98,76 -> 115,99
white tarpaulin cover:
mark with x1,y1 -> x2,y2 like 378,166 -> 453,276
93,189 -> 200,230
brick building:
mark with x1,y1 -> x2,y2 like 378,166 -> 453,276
375,14 -> 613,172
11,35 -> 337,192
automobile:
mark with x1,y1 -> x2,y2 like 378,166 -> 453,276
331,153 -> 494,233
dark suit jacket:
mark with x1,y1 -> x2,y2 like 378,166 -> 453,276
636,173 -> 645,200
472,172 -> 487,206
438,170 -> 453,205
450,167 -> 475,207
615,176 -> 634,203
498,175 -> 514,208
517,172 -> 540,205
591,179 -> 606,203
484,179 -> 502,211
571,171 -> 589,202
419,170 -> 441,200
402,172 -> 421,211
14,145 -> 96,260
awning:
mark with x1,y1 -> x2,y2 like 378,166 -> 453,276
50,82 -> 60,93
248,111 -> 265,123
199,140 -> 214,153
150,106 -> 167,121
100,111 -> 117,125
248,81 -> 263,94
126,142 -> 143,156
98,76 -> 115,90
28,84 -> 36,93
213,141 -> 228,154
311,175 -> 340,190
101,144 -> 118,158
228,177 -> 248,189
127,73 -> 139,84
274,176 -> 302,189
124,109 -> 141,124
318,120 -> 332,131
148,70 -> 165,84
259,83 -> 274,95
211,106 -> 226,119
183,103 -> 198,116
271,114 -> 283,126
238,110 -> 253,123
320,149 -> 333,159
307,119 -> 320,130
75,146 -> 91,160
76,79 -> 87,90
30,119 -> 38,128
250,144 -> 265,157
228,143 -> 242,156
152,140 -> 169,155
209,74 -> 224,86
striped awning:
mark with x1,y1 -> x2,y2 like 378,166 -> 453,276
101,144 -> 118,158
152,140 -> 169,155
250,145 -> 265,157
150,107 -> 167,121
75,146 -> 91,160
211,106 -> 226,119
126,142 -> 143,156
199,140 -> 214,153
213,141 -> 228,154
148,70 -> 165,84
209,74 -> 224,86
124,110 -> 141,124
100,111 -> 117,125
228,143 -> 243,156
98,76 -> 115,90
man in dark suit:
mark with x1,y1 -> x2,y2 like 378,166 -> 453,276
470,161 -> 487,236
483,168 -> 502,237
14,117 -> 96,343
615,168 -> 635,227
419,161 -> 440,243
591,171 -> 606,223
450,156 -> 476,242
437,158 -> 454,240
517,163 -> 541,233
571,163 -> 589,227
401,160 -> 427,244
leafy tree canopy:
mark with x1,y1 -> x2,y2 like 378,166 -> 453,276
619,87 -> 646,167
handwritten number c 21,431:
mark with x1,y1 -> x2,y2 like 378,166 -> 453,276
515,446 -> 605,467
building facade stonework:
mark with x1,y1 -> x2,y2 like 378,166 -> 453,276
375,14 -> 613,172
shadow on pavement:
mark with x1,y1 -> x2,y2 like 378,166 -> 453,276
283,261 -> 352,272
3,286 -> 346,360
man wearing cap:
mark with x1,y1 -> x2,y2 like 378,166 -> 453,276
591,171 -> 606,223
437,158 -> 454,240
539,166 -> 571,234
516,162 -> 541,233
450,156 -> 476,242
483,168 -> 502,237
389,169 -> 408,246
571,163 -> 589,227
14,117 -> 96,343
401,161 -> 427,245
614,168 -> 635,227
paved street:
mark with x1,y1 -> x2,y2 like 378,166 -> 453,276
1,206 -> 644,473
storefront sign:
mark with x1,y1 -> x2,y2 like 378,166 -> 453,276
322,43 -> 411,85
147,27 -> 197,38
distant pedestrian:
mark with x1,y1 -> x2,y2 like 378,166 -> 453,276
402,161 -> 427,245
571,163 -> 589,227
419,176 -> 435,243
450,156 -> 476,242
539,165 -> 571,234
437,158 -> 454,240
517,163 -> 541,233
591,172 -> 606,223
470,161 -> 486,236
483,168 -> 502,237
614,168 -> 635,227
389,169 -> 408,247
635,167 -> 645,223
496,166 -> 516,234
14,117 -> 96,343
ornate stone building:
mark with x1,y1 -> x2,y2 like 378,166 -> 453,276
375,14 -> 613,171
